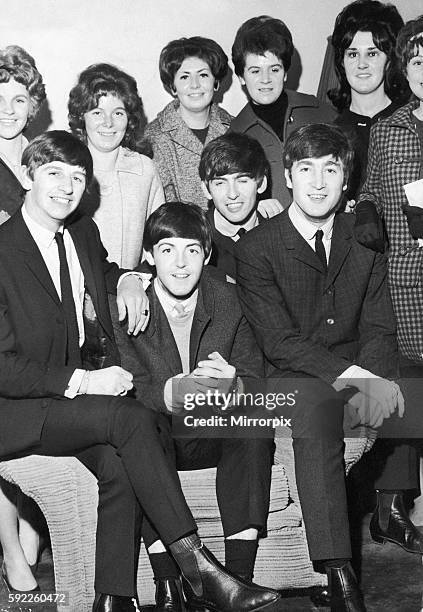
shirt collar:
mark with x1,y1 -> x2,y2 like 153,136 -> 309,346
214,208 -> 259,238
288,201 -> 335,242
22,203 -> 59,249
154,277 -> 198,317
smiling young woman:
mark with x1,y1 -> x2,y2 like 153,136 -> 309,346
330,0 -> 409,200
143,36 -> 231,210
0,46 -> 45,221
68,63 -> 164,269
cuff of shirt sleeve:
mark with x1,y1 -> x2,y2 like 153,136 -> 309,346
65,369 -> 86,398
164,374 -> 185,412
333,365 -> 378,391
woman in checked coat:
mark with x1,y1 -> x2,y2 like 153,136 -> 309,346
357,15 -> 423,366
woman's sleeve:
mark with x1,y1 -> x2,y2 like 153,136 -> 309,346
357,124 -> 384,216
144,126 -> 178,202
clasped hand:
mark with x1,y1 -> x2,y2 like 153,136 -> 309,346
176,352 -> 236,403
346,377 -> 404,429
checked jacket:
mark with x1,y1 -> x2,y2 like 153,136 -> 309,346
357,101 -> 423,362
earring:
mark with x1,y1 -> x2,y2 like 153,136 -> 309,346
170,86 -> 177,96
214,82 -> 220,92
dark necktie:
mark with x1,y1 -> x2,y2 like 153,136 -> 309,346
236,227 -> 246,239
314,229 -> 327,271
54,231 -> 81,366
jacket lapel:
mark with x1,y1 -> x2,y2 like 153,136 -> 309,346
325,215 -> 353,289
67,224 -> 99,307
13,211 -> 61,305
145,287 -> 183,376
189,281 -> 212,369
162,100 -> 203,156
282,213 -> 325,274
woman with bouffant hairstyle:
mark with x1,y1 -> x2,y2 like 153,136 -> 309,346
329,1 -> 409,202
68,63 -> 164,269
0,45 -> 45,220
143,36 -> 232,209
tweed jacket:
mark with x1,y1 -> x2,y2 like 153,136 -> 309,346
79,147 -> 164,269
144,100 -> 232,209
230,90 -> 336,209
0,210 -> 124,458
357,101 -> 423,361
113,270 -> 264,415
235,209 -> 398,383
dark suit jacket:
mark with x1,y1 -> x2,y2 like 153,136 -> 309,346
235,209 -> 398,383
0,210 -> 124,458
207,209 -> 266,281
113,270 -> 264,415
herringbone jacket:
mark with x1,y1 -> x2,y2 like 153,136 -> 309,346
357,101 -> 423,361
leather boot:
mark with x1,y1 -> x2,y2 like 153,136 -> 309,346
369,491 -> 423,553
154,578 -> 186,611
175,544 -> 282,611
328,563 -> 366,612
92,593 -> 140,611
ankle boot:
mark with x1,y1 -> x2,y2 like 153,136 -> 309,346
174,544 -> 282,611
154,577 -> 186,611
328,563 -> 366,612
370,491 -> 423,553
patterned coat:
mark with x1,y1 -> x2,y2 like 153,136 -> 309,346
357,101 -> 423,362
144,100 -> 232,209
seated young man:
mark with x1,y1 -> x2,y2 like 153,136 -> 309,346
230,15 -> 336,210
113,202 -> 275,612
0,131 -> 282,612
199,132 -> 270,282
235,123 -> 413,612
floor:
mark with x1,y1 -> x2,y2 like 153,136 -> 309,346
0,511 -> 422,612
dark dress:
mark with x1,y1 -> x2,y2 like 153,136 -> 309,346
0,158 -> 25,221
334,102 -> 400,200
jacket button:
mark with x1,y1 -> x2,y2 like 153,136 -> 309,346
326,318 -> 335,325
394,156 -> 403,164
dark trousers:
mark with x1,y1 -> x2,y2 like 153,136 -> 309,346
26,395 -> 197,596
272,375 -> 423,561
373,358 -> 423,491
142,432 -> 274,549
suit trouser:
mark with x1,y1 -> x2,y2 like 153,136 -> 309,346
373,359 -> 423,491
142,433 -> 274,548
282,375 -> 423,561
30,395 -> 197,596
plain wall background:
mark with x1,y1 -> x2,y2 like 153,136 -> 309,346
0,0 -> 421,132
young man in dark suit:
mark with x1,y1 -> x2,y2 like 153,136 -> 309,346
199,132 -> 269,283
235,123 -> 413,612
114,202 -> 276,612
0,131 -> 282,612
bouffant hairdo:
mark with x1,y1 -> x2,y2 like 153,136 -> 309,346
396,15 -> 423,76
0,45 -> 46,121
68,63 -> 144,151
159,37 -> 228,94
329,0 -> 408,111
231,16 -> 293,76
